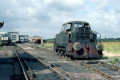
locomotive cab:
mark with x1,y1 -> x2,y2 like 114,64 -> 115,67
54,21 -> 103,59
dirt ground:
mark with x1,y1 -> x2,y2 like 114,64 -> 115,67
103,50 -> 120,57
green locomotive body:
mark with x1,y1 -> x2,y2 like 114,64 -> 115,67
54,21 -> 103,59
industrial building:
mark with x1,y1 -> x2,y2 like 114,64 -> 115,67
0,32 -> 10,45
8,32 -> 19,43
0,32 -> 29,43
24,35 -> 29,42
29,36 -> 43,44
19,35 -> 29,43
19,35 -> 25,43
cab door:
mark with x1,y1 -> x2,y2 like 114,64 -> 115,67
62,24 -> 72,44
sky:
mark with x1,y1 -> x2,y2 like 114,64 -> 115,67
0,0 -> 120,39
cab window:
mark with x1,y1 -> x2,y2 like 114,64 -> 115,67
84,23 -> 90,28
66,24 -> 71,32
61,25 -> 66,32
61,24 -> 72,32
74,23 -> 83,27
73,23 -> 83,32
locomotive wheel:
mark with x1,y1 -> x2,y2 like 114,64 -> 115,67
56,49 -> 59,55
63,51 -> 67,57
60,50 -> 64,57
57,50 -> 61,55
99,55 -> 103,59
56,48 -> 58,53
70,56 -> 75,60
68,56 -> 71,59
65,51 -> 70,59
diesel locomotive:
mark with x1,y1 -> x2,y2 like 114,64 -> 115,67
54,21 -> 103,59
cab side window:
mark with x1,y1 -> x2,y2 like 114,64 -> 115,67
66,24 -> 71,32
63,25 -> 66,32
61,25 -> 66,32
61,24 -> 71,32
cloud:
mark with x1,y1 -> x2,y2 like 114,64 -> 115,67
0,0 -> 120,39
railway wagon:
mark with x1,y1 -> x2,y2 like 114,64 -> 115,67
54,21 -> 103,59
1,34 -> 11,45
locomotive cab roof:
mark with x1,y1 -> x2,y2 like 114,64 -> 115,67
61,21 -> 91,32
63,21 -> 89,26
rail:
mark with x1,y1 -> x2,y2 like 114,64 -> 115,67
25,51 -> 70,80
14,46 -> 29,80
75,60 -> 117,80
31,45 -> 120,80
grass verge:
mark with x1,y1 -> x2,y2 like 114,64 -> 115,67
41,43 -> 54,49
109,58 -> 119,64
103,42 -> 120,54
0,46 -> 3,50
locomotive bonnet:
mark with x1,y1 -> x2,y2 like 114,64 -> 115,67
54,21 -> 103,59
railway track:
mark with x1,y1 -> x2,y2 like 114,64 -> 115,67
15,45 -> 70,80
14,46 -> 34,80
30,44 -> 120,80
33,56 -> 70,80
61,55 -> 120,80
24,50 -> 70,80
74,60 -> 120,80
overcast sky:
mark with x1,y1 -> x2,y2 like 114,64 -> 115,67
0,0 -> 120,39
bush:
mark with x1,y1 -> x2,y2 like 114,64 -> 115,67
41,43 -> 54,49
109,58 -> 119,64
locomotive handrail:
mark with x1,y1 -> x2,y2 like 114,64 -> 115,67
92,30 -> 101,42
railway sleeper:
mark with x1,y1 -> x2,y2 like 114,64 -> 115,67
29,54 -> 70,80
98,61 -> 120,72
30,45 -> 119,80
79,61 -> 117,80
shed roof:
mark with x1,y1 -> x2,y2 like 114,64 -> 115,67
31,36 -> 43,39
